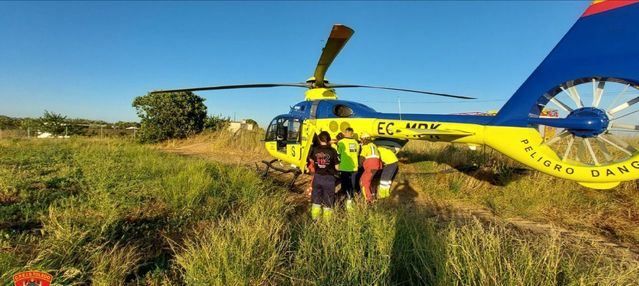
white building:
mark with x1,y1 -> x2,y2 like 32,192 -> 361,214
227,120 -> 255,133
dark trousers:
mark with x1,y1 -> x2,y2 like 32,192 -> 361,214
381,163 -> 398,182
355,167 -> 364,194
340,171 -> 358,200
312,174 -> 336,208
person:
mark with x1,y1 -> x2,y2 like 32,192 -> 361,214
336,127 -> 360,209
308,131 -> 340,219
332,132 -> 344,150
305,134 -> 320,197
358,132 -> 382,203
378,146 -> 399,199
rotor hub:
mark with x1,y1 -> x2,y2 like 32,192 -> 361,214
565,107 -> 609,137
305,77 -> 329,88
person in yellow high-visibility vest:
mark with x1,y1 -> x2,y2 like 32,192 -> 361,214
358,133 -> 381,203
336,127 -> 359,209
378,146 -> 399,199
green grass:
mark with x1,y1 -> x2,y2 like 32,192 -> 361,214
401,141 -> 639,245
1,138 -> 639,285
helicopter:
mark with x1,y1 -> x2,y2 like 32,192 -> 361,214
153,0 -> 639,190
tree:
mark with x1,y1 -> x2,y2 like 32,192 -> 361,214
39,111 -> 67,136
0,116 -> 19,129
244,119 -> 258,129
132,91 -> 207,143
204,115 -> 230,131
19,118 -> 37,131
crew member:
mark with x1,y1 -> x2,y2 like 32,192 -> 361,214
332,132 -> 344,150
305,134 -> 320,197
308,131 -> 340,219
378,146 -> 399,199
336,127 -> 359,209
359,133 -> 382,203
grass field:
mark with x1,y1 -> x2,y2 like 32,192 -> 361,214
2,137 -> 639,285
400,141 -> 639,246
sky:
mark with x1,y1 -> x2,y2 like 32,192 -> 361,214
0,1 -> 590,127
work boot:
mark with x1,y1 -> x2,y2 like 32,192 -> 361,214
311,204 -> 322,220
345,199 -> 354,211
378,187 -> 390,199
322,207 -> 333,220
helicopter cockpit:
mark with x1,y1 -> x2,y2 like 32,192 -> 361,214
265,115 -> 302,152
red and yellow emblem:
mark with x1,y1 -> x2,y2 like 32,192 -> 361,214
582,0 -> 639,17
13,271 -> 53,286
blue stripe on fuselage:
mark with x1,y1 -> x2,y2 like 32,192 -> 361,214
292,99 -> 495,125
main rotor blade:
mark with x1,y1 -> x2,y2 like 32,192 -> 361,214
314,25 -> 354,87
150,83 -> 309,94
329,84 -> 475,99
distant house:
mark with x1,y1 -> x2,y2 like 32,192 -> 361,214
126,126 -> 139,138
37,132 -> 69,139
227,120 -> 254,133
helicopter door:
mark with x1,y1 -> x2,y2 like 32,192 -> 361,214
265,116 -> 303,156
286,119 -> 303,163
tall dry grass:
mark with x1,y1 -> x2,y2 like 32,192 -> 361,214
400,140 -> 639,245
163,129 -> 268,157
1,137 -> 639,285
0,138 -> 284,284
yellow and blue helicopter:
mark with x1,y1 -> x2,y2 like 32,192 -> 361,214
154,0 -> 639,190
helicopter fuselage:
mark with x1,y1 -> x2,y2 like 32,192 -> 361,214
264,99 -> 639,190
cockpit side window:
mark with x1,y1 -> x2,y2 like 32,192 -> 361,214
287,118 -> 301,142
265,118 -> 278,141
265,117 -> 303,144
333,104 -> 354,117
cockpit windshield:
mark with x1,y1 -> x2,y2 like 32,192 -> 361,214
266,116 -> 302,146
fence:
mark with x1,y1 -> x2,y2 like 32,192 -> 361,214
0,127 -> 138,140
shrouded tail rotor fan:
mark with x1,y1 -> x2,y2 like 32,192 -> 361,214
532,77 -> 639,166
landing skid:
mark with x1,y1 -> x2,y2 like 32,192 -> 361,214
257,159 -> 302,191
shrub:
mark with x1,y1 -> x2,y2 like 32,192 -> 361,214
133,91 -> 207,143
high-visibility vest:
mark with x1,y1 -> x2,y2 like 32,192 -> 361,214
379,147 -> 399,165
360,142 -> 380,159
337,138 -> 360,172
